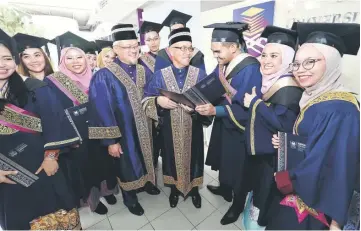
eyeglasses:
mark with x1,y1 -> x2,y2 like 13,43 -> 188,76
290,58 -> 323,71
145,37 -> 159,42
117,45 -> 139,52
172,46 -> 194,53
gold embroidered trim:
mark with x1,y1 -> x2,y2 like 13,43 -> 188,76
262,77 -> 300,101
163,175 -> 203,193
44,137 -> 80,148
225,105 -> 245,131
139,53 -> 155,73
295,195 -> 319,216
52,72 -> 88,104
294,91 -> 360,135
161,65 -> 199,196
88,126 -> 121,139
30,208 -> 81,230
107,63 -> 155,187
136,64 -> 146,97
250,99 -> 262,155
0,124 -> 18,135
142,96 -> 158,122
117,174 -> 154,191
0,106 -> 42,133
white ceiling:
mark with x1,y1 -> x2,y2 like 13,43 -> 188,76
7,0 -> 101,29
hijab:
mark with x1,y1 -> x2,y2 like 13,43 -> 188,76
58,47 -> 92,88
298,43 -> 349,109
260,43 -> 295,94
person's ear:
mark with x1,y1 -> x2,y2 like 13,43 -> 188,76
168,47 -> 175,57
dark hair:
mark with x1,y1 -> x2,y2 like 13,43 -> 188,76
18,48 -> 54,78
222,39 -> 248,53
0,44 -> 28,111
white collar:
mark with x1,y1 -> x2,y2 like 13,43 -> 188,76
225,53 -> 250,77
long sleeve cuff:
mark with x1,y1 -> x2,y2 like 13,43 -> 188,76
275,171 -> 294,195
88,126 -> 121,139
142,97 -> 159,121
215,106 -> 227,117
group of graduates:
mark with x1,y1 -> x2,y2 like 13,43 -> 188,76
0,8 -> 360,230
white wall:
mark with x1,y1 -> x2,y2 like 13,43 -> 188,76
141,0 -> 202,52
200,0 -> 360,94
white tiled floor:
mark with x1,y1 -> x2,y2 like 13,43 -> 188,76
82,161 -> 244,230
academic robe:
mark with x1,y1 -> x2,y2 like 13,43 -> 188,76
154,47 -> 205,72
205,54 -> 262,195
44,72 -> 118,210
139,52 -> 162,168
267,91 -> 360,229
243,75 -> 303,226
143,65 -> 209,196
0,78 -> 80,230
88,58 -> 155,192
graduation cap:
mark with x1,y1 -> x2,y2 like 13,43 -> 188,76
84,41 -> 98,55
111,24 -> 137,42
53,31 -> 89,50
95,40 -> 113,52
168,27 -> 192,46
291,22 -> 360,56
0,29 -> 19,64
260,26 -> 298,49
162,10 -> 192,28
204,22 -> 249,43
52,31 -> 90,60
13,33 -> 51,56
139,21 -> 163,34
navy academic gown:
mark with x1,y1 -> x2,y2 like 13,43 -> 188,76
244,74 -> 303,226
154,48 -> 205,72
138,52 -> 162,168
88,58 -> 156,205
206,56 -> 262,198
44,73 -> 118,210
143,65 -> 210,197
267,91 -> 360,230
0,78 -> 79,230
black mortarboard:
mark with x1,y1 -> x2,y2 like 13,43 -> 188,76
84,41 -> 97,55
52,31 -> 90,60
111,24 -> 137,41
292,22 -> 360,56
0,29 -> 19,64
95,40 -> 113,52
204,22 -> 249,43
162,10 -> 192,28
52,31 -> 89,50
260,26 -> 297,49
139,21 -> 163,34
168,27 -> 192,46
13,33 -> 50,54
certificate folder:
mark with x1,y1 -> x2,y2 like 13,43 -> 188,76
277,132 -> 307,171
0,152 -> 39,187
65,102 -> 89,142
158,73 -> 226,108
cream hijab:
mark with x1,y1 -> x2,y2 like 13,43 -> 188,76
298,43 -> 349,109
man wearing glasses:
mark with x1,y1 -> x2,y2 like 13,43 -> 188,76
138,21 -> 163,73
143,27 -> 211,209
88,23 -> 160,217
154,10 -> 205,72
